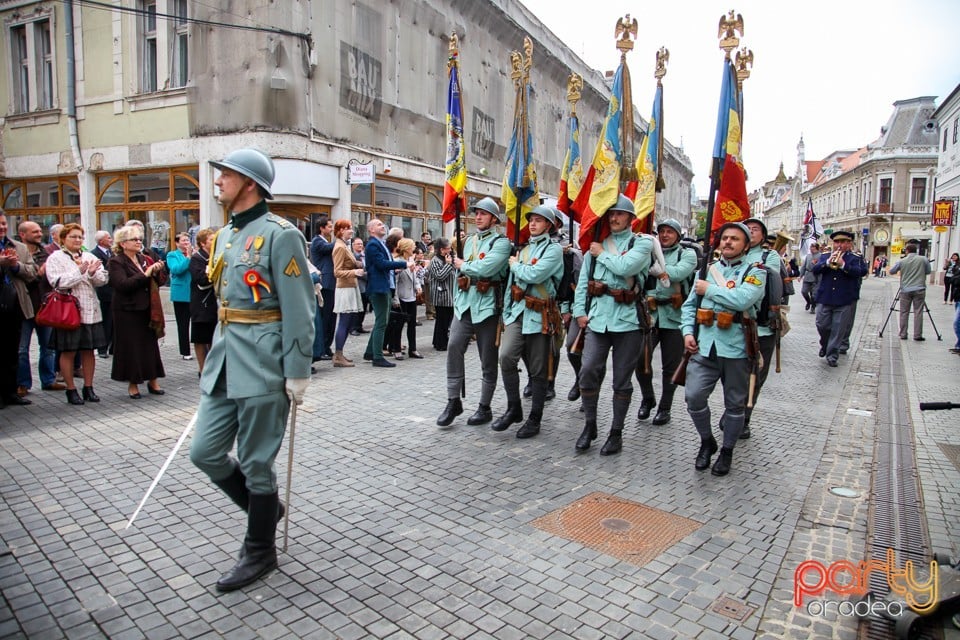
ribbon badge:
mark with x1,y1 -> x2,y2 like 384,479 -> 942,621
244,269 -> 272,302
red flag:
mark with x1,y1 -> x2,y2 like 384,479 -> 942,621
710,61 -> 749,236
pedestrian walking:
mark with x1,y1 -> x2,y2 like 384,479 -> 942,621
812,231 -> 869,366
188,148 -> 314,592
491,205 -> 563,439
799,242 -> 822,313
572,195 -> 653,455
681,222 -> 766,476
944,253 -> 959,304
636,218 -> 697,427
436,198 -> 511,428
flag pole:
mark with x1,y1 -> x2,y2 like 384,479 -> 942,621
616,15 -> 637,187
566,74 -> 583,241
446,33 -> 465,259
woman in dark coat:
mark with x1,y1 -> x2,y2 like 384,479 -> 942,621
108,224 -> 167,398
189,228 -> 218,374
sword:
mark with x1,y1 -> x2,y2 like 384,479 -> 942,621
125,411 -> 198,529
282,399 -> 298,553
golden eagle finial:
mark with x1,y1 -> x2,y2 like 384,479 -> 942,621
615,14 -> 638,53
718,10 -> 744,57
654,46 -> 669,82
735,46 -> 754,86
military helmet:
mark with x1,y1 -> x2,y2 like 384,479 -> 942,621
526,204 -> 559,227
210,148 -> 275,200
656,218 -> 682,236
608,194 -> 636,215
472,197 -> 501,220
743,216 -> 768,238
716,221 -> 751,245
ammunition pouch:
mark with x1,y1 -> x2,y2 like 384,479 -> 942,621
511,284 -> 525,302
457,276 -> 500,294
671,293 -> 684,309
475,279 -> 493,294
457,275 -> 470,291
587,280 -> 607,296
647,296 -> 658,312
696,308 -> 715,327
697,308 -> 742,329
524,295 -> 548,313
609,288 -> 637,304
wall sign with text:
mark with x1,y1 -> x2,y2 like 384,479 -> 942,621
340,42 -> 382,122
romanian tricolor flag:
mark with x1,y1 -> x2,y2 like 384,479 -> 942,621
627,84 -> 662,235
442,56 -> 466,223
557,113 -> 584,222
710,58 -> 750,236
573,63 -> 625,253
502,78 -> 538,245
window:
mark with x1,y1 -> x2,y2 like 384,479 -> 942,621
137,0 -> 188,94
946,128 -> 950,152
879,178 -> 892,205
141,1 -> 158,92
171,0 -> 188,88
910,177 -> 927,204
8,16 -> 55,113
954,118 -> 959,145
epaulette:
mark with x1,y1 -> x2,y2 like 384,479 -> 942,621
266,213 -> 293,228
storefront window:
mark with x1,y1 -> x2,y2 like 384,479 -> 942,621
1,176 -> 81,241
352,183 -> 372,205
375,178 -> 423,211
99,211 -> 126,234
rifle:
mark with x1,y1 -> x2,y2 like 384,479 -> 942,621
742,316 -> 762,408
570,221 -> 604,355
771,305 -> 782,373
636,295 -> 653,376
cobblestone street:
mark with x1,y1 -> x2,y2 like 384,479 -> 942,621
2,277 -> 958,639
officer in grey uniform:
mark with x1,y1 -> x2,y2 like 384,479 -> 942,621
799,242 -> 822,313
812,230 -> 869,366
572,195 -> 653,455
492,205 -> 564,438
437,197 -> 511,427
636,218 -> 697,426
189,148 -> 315,592
681,221 -> 766,476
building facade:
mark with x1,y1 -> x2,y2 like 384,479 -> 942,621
932,82 -> 960,282
1,0 -> 692,250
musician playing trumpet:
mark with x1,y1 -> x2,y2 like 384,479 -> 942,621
811,230 -> 869,366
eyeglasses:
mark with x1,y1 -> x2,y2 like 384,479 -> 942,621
125,237 -> 144,242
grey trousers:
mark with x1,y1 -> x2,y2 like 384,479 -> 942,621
816,302 -> 855,360
500,321 -> 550,402
446,310 -> 499,405
579,329 -> 642,427
899,289 -> 926,339
684,353 -> 750,448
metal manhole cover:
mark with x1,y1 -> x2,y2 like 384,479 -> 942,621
939,443 -> 960,474
710,595 -> 756,622
530,492 -> 701,566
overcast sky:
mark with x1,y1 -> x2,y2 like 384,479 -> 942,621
517,0 -> 960,199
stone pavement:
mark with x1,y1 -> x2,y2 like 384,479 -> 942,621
1,278 -> 958,639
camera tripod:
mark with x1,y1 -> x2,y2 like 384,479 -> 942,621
878,285 -> 942,340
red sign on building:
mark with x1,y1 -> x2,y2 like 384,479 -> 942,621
933,200 -> 956,227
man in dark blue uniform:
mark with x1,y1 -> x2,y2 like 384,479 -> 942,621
812,231 -> 869,367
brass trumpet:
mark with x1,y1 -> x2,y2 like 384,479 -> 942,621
828,249 -> 844,269
772,231 -> 794,254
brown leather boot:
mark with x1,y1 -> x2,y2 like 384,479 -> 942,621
333,351 -> 355,368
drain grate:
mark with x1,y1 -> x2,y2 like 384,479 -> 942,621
710,595 -> 756,622
531,492 -> 701,566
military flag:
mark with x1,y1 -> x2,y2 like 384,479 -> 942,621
626,83 -> 664,235
442,37 -> 467,224
710,58 -> 750,237
502,39 -> 538,246
557,112 -> 584,222
572,63 -> 625,253
800,198 -> 824,259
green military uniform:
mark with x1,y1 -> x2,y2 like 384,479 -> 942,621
190,200 -> 315,494
572,227 -> 653,453
681,240 -> 766,475
494,228 -> 563,437
443,229 -> 511,411
739,243 -> 783,435
637,238 -> 698,423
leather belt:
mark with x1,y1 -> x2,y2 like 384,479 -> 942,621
218,307 -> 282,324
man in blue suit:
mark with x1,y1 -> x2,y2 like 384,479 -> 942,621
363,219 -> 409,367
309,216 -> 335,360
812,230 -> 869,367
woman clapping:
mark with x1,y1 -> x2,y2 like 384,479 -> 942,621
44,224 -> 109,404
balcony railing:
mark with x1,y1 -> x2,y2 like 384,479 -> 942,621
907,203 -> 931,215
866,203 -> 892,214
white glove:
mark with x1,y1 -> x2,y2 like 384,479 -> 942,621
285,378 -> 310,405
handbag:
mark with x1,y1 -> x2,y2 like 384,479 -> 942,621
36,287 -> 82,330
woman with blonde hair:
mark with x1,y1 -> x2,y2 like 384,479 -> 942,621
108,224 -> 167,398
331,219 -> 365,367
387,237 -> 423,359
44,224 -> 110,404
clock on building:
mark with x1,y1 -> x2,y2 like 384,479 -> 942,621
874,228 -> 889,244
